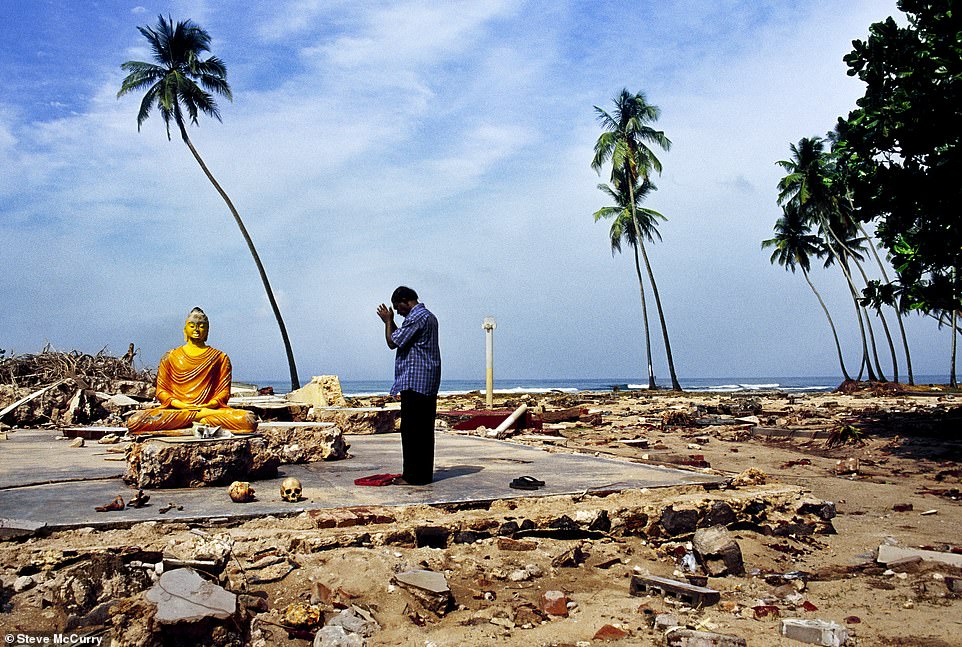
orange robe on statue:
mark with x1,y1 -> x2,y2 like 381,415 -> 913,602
127,346 -> 257,434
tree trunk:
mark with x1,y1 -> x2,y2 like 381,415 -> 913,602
838,253 -> 877,381
637,239 -> 682,391
854,218 -> 914,384
624,165 -> 681,391
625,180 -> 659,390
802,268 -> 851,380
631,240 -> 657,389
838,257 -> 885,381
179,127 -> 300,390
818,219 -> 875,382
951,309 -> 958,389
623,144 -> 681,392
854,257 -> 898,382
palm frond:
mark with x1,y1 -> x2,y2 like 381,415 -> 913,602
119,14 -> 232,138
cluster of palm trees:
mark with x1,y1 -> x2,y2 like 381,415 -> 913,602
592,90 -> 681,391
764,135 -> 914,385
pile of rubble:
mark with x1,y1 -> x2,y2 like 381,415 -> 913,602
0,482 -> 854,646
0,347 -> 153,428
4,477 -> 958,646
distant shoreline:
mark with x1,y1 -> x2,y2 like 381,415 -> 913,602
240,375 -> 952,397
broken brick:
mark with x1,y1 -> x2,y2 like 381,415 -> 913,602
621,511 -> 650,535
752,605 -> 780,619
497,537 -> 537,551
308,509 -> 359,529
540,590 -> 569,617
348,506 -> 395,524
513,603 -> 545,626
593,624 -> 628,641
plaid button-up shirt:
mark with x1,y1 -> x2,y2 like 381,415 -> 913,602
390,303 -> 441,396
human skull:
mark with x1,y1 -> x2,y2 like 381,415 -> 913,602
228,481 -> 255,503
280,477 -> 302,502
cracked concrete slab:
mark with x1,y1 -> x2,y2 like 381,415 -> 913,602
0,429 -> 722,531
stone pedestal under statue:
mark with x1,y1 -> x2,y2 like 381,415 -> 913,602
125,437 -> 278,489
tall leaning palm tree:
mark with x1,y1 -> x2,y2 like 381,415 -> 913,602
777,137 -> 880,381
594,171 -> 666,389
118,15 -> 300,390
827,126 -> 914,384
821,211 -> 889,381
763,204 -> 852,381
592,89 -> 681,391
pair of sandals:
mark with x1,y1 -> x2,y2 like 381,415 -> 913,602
509,475 -> 545,490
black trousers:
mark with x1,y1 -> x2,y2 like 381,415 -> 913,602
400,390 -> 437,484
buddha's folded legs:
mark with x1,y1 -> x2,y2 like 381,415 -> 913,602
126,407 -> 257,434
203,408 -> 258,433
126,408 -> 196,434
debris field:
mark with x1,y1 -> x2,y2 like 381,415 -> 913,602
0,352 -> 960,646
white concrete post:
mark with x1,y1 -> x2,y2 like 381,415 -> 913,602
482,316 -> 496,408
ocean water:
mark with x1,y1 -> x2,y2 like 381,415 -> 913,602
248,375 -> 950,397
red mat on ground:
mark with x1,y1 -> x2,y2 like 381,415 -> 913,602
354,473 -> 402,486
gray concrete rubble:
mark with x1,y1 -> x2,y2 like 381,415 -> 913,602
394,569 -> 453,615
877,543 -> 962,569
692,525 -> 745,576
258,421 -> 348,462
146,567 -> 237,623
314,625 -> 366,647
394,569 -> 450,594
779,618 -> 850,646
313,407 -> 399,434
326,607 -> 380,636
124,436 -> 280,488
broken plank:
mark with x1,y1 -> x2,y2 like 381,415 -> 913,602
629,574 -> 720,607
542,406 -> 584,423
0,379 -> 67,422
752,426 -> 833,441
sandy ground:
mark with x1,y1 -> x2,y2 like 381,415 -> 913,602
1,387 -> 961,646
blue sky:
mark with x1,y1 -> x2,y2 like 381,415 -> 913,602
0,0 -> 950,384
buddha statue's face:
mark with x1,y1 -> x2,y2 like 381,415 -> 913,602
184,313 -> 210,343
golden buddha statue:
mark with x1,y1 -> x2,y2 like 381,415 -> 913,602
127,308 -> 257,435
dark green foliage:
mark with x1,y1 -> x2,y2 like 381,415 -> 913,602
834,0 -> 962,314
825,423 -> 865,449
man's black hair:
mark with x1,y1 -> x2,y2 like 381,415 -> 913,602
391,286 -> 418,304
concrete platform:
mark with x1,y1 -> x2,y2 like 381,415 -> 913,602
0,428 -> 723,532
